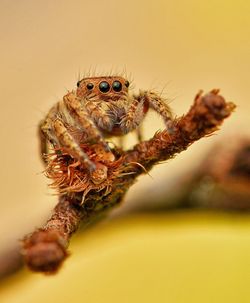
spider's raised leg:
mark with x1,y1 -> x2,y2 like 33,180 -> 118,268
136,126 -> 143,142
120,96 -> 147,134
137,90 -> 173,125
120,90 -> 173,136
63,92 -> 111,151
52,119 -> 96,172
38,121 -> 50,165
39,112 -> 96,171
39,105 -> 60,165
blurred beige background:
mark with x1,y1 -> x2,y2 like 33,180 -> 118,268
0,0 -> 250,302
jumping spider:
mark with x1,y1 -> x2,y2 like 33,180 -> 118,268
39,76 -> 173,183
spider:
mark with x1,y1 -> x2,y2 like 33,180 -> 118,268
39,75 -> 173,182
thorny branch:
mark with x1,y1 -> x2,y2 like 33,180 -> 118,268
22,89 -> 235,274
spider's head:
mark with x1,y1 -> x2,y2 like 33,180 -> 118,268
76,76 -> 130,101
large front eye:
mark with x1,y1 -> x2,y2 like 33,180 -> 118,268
77,80 -> 81,87
112,80 -> 122,92
99,81 -> 110,93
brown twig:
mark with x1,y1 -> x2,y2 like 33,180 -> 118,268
125,89 -> 235,169
22,89 -> 235,273
182,136 -> 250,210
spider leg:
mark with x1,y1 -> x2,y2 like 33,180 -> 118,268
120,90 -> 174,139
39,104 -> 96,171
138,90 -> 173,126
38,120 -> 50,164
63,92 -> 110,152
52,119 -> 96,172
39,105 -> 59,165
120,96 -> 147,134
136,126 -> 143,142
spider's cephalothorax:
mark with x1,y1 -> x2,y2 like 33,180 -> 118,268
76,76 -> 132,137
39,75 -> 173,177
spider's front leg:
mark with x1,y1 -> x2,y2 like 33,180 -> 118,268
63,92 -> 115,184
63,92 -> 111,152
120,90 -> 174,136
138,90 -> 173,125
39,92 -> 114,184
39,113 -> 96,172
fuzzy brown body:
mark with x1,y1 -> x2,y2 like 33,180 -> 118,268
39,75 -> 173,178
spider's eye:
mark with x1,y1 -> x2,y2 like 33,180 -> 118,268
124,80 -> 130,88
112,80 -> 122,92
86,83 -> 94,90
77,81 -> 81,87
99,81 -> 110,93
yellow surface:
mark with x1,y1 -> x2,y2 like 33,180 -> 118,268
1,211 -> 250,303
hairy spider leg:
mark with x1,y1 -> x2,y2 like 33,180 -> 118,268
120,90 -> 172,134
